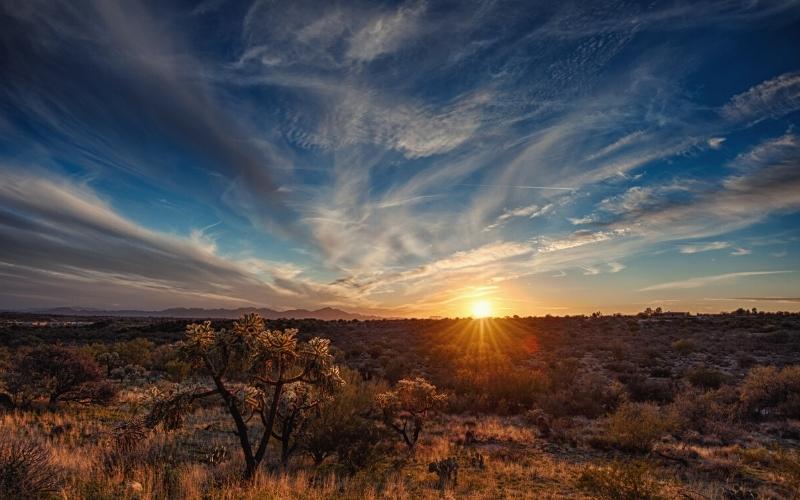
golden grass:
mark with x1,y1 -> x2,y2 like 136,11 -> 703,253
0,404 -> 794,499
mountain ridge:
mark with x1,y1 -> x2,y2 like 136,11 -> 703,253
19,306 -> 382,321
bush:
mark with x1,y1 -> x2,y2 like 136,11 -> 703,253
3,345 -> 111,406
739,365 -> 800,419
671,339 -> 696,355
577,460 -> 665,500
625,375 -> 675,403
686,365 -> 728,390
304,369 -> 388,470
376,377 -> 447,450
0,437 -> 62,499
541,372 -> 624,418
599,402 -> 671,452
668,387 -> 737,439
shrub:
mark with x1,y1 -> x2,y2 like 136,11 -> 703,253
163,359 -> 191,382
304,369 -> 387,471
625,375 -> 675,404
739,365 -> 800,419
376,376 -> 447,451
671,339 -> 696,355
3,345 -> 111,406
113,338 -> 155,368
600,402 -> 671,452
577,460 -> 665,500
668,387 -> 737,439
541,372 -> 624,418
686,365 -> 728,390
0,437 -> 62,499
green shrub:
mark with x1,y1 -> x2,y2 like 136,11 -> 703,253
577,460 -> 665,500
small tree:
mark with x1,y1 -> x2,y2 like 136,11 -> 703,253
141,314 -> 342,479
2,345 -> 113,407
272,383 -> 324,468
376,376 -> 447,451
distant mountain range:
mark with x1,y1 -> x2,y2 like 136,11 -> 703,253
22,306 -> 382,321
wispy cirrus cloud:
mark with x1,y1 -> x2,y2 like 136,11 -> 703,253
640,271 -> 792,292
722,71 -> 800,124
1,0 -> 799,314
484,203 -> 553,231
0,168 -> 362,310
679,242 -> 730,254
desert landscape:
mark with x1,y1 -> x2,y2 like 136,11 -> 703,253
2,0 -> 800,498
1,309 -> 799,499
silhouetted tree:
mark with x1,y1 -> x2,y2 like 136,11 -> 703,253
141,314 -> 343,479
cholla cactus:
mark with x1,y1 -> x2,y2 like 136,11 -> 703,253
143,313 -> 343,480
377,376 -> 447,451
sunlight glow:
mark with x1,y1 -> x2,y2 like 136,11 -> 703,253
471,300 -> 492,318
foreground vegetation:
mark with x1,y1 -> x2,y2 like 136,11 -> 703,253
1,310 -> 799,498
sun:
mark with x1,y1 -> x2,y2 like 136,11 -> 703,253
471,300 -> 492,318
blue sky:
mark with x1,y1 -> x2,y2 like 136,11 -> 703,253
0,0 -> 799,316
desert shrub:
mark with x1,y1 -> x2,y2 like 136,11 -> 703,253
163,359 -> 192,382
2,345 -> 112,406
668,387 -> 737,439
686,365 -> 728,390
599,402 -> 671,452
625,375 -> 675,403
113,338 -> 155,368
0,436 -> 62,499
577,460 -> 665,500
304,369 -> 387,470
376,376 -> 447,450
739,365 -> 800,419
94,351 -> 123,376
540,372 -> 624,418
671,338 -> 696,355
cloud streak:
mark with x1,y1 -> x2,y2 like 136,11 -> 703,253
639,271 -> 792,292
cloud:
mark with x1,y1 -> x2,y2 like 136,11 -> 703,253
679,241 -> 730,254
1,1 -> 800,314
585,131 -> 645,161
484,203 -> 553,231
732,297 -> 800,303
346,1 -> 425,62
608,262 -> 626,273
708,137 -> 726,149
639,271 -> 792,292
730,248 -> 752,256
0,0 -> 299,236
568,215 -> 595,225
0,169 -> 354,310
722,71 -> 800,124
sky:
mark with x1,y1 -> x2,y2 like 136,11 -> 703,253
1,0 -> 799,317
